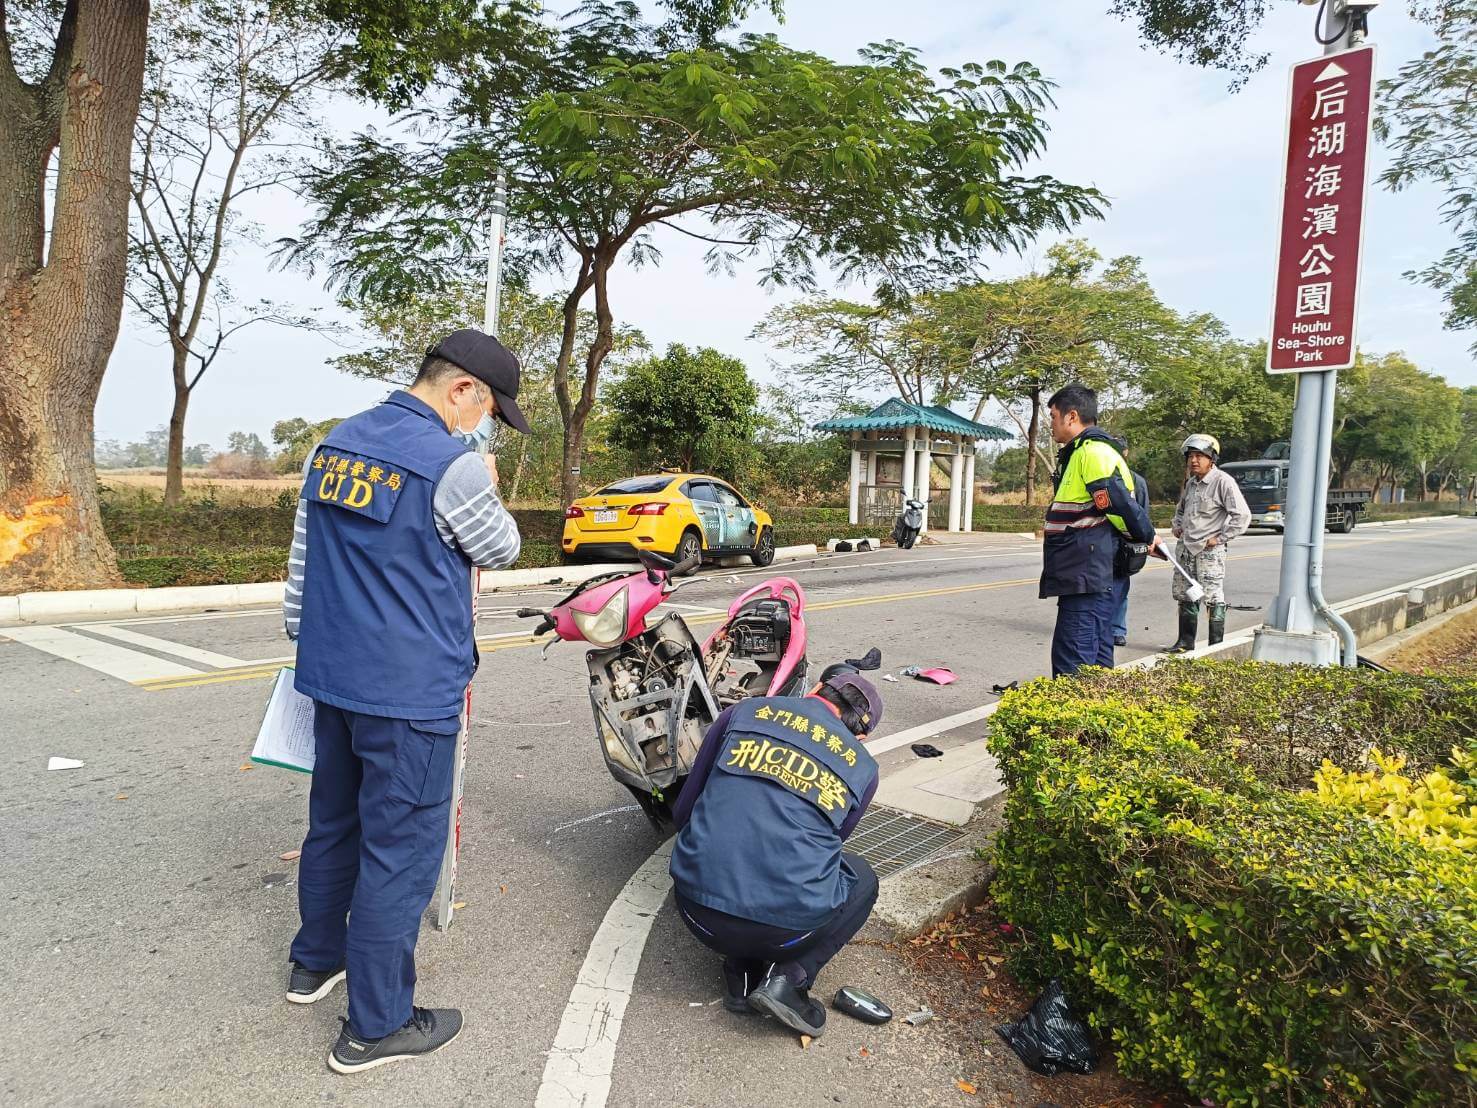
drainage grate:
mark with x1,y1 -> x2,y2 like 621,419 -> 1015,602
851,805 -> 967,879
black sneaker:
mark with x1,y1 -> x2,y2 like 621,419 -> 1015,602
328,1007 -> 464,1074
286,961 -> 345,1005
748,974 -> 826,1037
1113,635 -> 1127,647
722,959 -> 757,1015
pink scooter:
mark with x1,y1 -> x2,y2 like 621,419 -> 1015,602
517,551 -> 809,830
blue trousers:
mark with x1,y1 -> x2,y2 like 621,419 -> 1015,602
1051,590 -> 1117,677
290,703 -> 458,1039
1112,574 -> 1131,640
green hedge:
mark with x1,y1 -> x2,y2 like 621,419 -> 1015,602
1365,501 -> 1468,522
987,660 -> 1477,1108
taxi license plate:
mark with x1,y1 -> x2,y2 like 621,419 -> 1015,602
594,509 -> 619,523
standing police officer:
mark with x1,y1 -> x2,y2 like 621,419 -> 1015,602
1040,385 -> 1157,677
668,663 -> 884,1038
281,329 -> 526,1074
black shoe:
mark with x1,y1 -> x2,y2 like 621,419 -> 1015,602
286,961 -> 345,1005
748,974 -> 827,1037
328,1007 -> 463,1074
1113,635 -> 1127,647
722,959 -> 757,1015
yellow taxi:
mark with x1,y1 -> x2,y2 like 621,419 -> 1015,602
562,472 -> 775,568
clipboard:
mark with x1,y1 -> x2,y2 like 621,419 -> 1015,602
251,667 -> 316,774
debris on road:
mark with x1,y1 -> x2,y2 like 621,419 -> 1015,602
900,666 -> 957,685
261,873 -> 289,888
904,1006 -> 936,1026
991,681 -> 1019,694
882,673 -> 899,683
799,1034 -> 813,1050
911,744 -> 944,759
279,849 -> 301,862
238,763 -> 254,772
115,794 -> 128,801
956,1079 -> 978,1095
452,901 -> 467,910
47,757 -> 84,771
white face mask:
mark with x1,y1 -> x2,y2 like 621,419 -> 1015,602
451,387 -> 494,450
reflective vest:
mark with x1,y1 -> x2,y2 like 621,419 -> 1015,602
670,696 -> 878,931
1040,428 -> 1139,598
295,392 -> 475,719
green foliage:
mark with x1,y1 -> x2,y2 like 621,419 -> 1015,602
1379,2 -> 1477,354
271,417 -> 344,474
604,344 -> 758,472
988,660 -> 1477,1107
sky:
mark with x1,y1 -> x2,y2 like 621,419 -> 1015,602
95,0 -> 1475,451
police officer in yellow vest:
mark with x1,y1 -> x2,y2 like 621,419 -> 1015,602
1041,385 -> 1158,676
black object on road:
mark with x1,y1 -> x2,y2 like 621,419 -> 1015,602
991,680 -> 1019,694
910,743 -> 944,758
832,986 -> 892,1025
995,978 -> 1097,1076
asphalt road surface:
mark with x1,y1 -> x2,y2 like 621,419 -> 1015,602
3,517 -> 1473,1106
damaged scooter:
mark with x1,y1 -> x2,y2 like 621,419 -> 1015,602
516,552 -> 810,830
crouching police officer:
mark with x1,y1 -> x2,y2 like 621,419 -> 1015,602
280,330 -> 526,1074
668,663 -> 884,1038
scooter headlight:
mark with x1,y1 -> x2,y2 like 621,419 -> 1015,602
572,587 -> 628,647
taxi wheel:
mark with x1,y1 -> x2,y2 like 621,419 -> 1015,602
750,528 -> 775,567
675,529 -> 703,575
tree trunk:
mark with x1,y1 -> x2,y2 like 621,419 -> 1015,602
164,347 -> 190,505
558,255 -> 617,507
551,255 -> 594,507
1023,386 -> 1042,506
0,1 -> 149,592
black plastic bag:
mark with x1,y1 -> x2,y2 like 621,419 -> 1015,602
994,978 -> 1096,1076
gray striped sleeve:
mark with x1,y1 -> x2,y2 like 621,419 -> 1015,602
433,451 -> 521,569
283,455 -> 313,640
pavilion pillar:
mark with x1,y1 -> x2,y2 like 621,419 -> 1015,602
848,433 -> 862,525
901,428 -> 916,511
948,442 -> 965,532
915,436 -> 932,534
962,448 -> 977,532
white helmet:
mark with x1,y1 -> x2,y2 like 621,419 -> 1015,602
1182,433 -> 1220,462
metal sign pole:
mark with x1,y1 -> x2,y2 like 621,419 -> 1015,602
1253,2 -> 1373,667
437,171 -> 509,931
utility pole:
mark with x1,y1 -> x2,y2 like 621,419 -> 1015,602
437,169 -> 510,931
1252,0 -> 1376,668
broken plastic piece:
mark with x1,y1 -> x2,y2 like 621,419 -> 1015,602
47,757 -> 84,771
881,673 -> 899,683
914,667 -> 956,685
911,744 -> 944,758
903,1006 -> 935,1026
991,681 -> 1019,695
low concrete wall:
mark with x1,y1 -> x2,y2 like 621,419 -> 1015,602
0,544 -> 822,625
1137,561 -> 1477,665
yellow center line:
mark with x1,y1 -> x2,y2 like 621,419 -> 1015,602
128,530 -> 1443,691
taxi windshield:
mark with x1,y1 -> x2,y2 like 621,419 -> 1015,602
597,476 -> 673,495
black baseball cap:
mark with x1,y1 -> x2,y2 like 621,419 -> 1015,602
823,673 -> 884,734
425,328 -> 530,434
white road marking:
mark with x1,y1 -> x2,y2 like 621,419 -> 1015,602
81,624 -> 246,669
536,841 -> 674,1108
2,625 -> 200,682
864,702 -> 1001,757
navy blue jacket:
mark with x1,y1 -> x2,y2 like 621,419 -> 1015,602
295,393 -> 475,719
670,697 -> 879,931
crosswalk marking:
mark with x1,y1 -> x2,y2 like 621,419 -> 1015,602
2,625 -> 200,682
81,624 -> 246,669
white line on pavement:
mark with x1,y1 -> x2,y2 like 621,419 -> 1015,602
81,624 -> 246,669
864,702 -> 1001,757
535,841 -> 675,1108
1,625 -> 200,682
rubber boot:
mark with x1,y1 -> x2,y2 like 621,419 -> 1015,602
1208,603 -> 1227,646
1164,603 -> 1199,653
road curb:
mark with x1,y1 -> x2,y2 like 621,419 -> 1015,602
0,544 -> 824,625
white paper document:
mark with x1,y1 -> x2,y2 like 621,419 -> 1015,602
251,668 -> 316,773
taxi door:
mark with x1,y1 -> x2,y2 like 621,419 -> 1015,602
714,482 -> 757,549
686,480 -> 724,549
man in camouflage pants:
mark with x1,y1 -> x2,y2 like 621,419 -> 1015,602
1165,434 -> 1251,652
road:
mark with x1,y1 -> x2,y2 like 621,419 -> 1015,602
3,516 -> 1473,1106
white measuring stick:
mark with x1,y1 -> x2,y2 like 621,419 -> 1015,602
1156,543 -> 1206,604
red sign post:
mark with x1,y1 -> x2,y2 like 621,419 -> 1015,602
1268,45 -> 1376,373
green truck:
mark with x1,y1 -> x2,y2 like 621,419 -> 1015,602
1220,445 -> 1371,535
